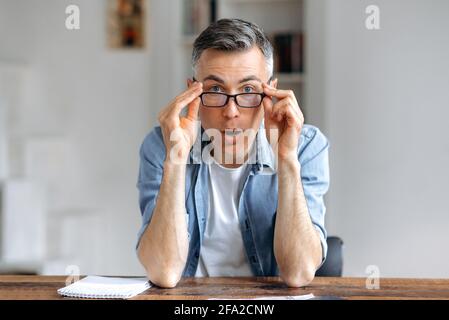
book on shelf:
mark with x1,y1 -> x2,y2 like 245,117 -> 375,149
272,32 -> 304,74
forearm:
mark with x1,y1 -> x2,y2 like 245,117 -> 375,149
137,160 -> 189,288
274,156 -> 322,287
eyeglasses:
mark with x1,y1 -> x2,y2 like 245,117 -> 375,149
199,92 -> 266,108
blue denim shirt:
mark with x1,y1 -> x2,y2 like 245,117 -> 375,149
136,123 -> 330,276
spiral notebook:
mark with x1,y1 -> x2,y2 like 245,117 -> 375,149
57,276 -> 151,299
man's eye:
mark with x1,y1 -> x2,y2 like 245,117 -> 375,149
243,86 -> 254,93
210,85 -> 222,92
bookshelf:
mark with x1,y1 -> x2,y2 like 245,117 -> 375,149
180,0 -> 307,115
277,72 -> 305,84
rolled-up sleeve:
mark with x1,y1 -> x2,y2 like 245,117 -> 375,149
135,127 -> 166,250
298,126 -> 330,268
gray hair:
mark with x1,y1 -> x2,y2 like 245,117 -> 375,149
192,18 -> 273,77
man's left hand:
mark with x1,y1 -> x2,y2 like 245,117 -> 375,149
262,83 -> 304,161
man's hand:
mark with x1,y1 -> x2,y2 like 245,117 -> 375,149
158,82 -> 203,162
262,83 -> 304,161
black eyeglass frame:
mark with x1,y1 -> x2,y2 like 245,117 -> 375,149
199,92 -> 266,108
192,76 -> 273,108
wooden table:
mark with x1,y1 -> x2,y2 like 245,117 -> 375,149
1,276 -> 449,300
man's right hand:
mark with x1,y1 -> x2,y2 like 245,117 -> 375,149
158,81 -> 203,163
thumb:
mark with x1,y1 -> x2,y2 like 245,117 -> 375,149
186,97 -> 200,121
263,96 -> 275,128
263,96 -> 280,149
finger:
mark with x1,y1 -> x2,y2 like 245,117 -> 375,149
263,96 -> 278,132
270,99 -> 290,118
271,100 -> 301,127
262,83 -> 294,99
186,96 -> 201,121
169,83 -> 203,117
180,81 -> 203,100
271,96 -> 301,117
262,96 -> 273,118
177,81 -> 203,105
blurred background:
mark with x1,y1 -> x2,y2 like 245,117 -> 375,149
0,0 -> 448,278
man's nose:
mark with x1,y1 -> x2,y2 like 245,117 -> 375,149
222,96 -> 240,118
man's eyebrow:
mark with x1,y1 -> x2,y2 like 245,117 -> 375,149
202,75 -> 225,83
239,75 -> 262,83
200,75 -> 262,84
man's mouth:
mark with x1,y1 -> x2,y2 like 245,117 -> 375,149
221,128 -> 244,145
224,128 -> 243,137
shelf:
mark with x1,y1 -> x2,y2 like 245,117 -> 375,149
275,72 -> 305,83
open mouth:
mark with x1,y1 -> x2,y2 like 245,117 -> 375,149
224,128 -> 243,137
222,128 -> 243,145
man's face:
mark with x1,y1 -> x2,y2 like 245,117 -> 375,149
190,46 -> 276,164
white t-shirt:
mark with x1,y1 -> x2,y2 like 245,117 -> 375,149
195,157 -> 253,277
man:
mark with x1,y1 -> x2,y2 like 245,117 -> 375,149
136,19 -> 330,288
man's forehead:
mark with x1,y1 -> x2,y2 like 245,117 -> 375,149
198,47 -> 266,74
196,48 -> 268,81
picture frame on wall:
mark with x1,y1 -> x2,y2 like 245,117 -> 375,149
107,0 -> 146,49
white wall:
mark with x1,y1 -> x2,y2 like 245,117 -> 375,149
319,0 -> 449,277
0,0 -> 167,275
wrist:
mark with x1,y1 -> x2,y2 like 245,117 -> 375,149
163,159 -> 187,182
165,145 -> 191,165
278,155 -> 300,173
278,152 -> 299,166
